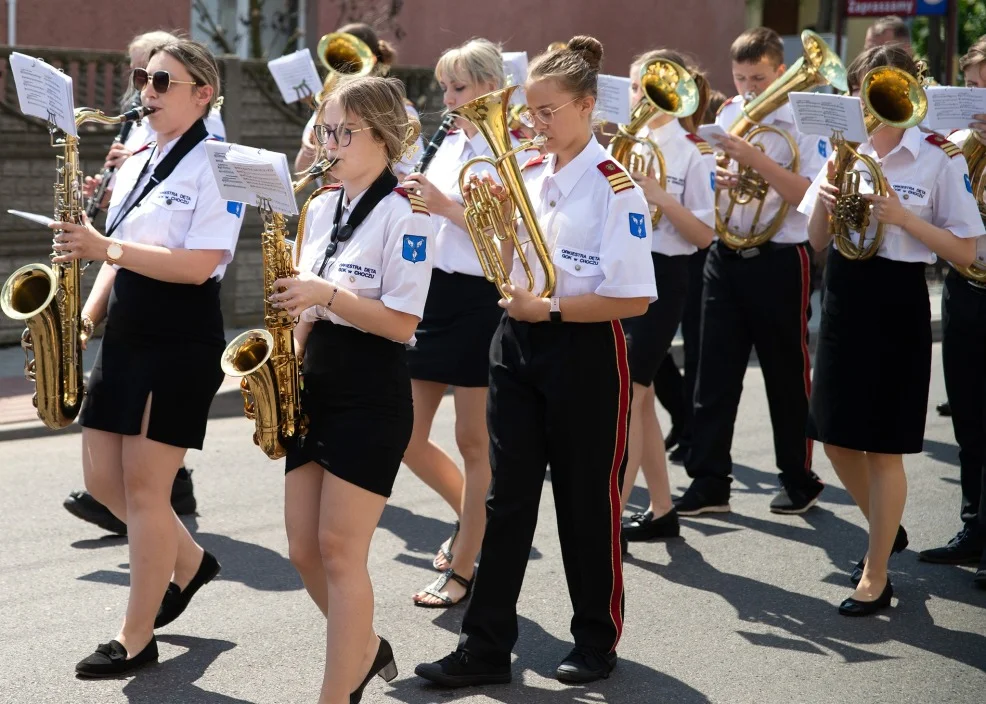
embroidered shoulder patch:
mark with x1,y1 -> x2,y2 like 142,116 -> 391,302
926,132 -> 962,158
402,234 -> 427,263
685,132 -> 714,155
597,160 -> 634,194
629,212 -> 647,238
393,186 -> 430,216
226,201 -> 243,217
522,153 -> 546,170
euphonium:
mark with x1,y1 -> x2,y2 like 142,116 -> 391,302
610,58 -> 699,227
219,159 -> 333,459
717,30 -> 847,248
830,66 -> 927,261
0,105 -> 153,429
315,31 -> 377,102
955,132 -> 986,283
452,85 -> 553,297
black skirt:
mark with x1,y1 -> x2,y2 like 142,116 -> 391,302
806,249 -> 931,454
622,253 -> 690,386
406,269 -> 502,387
285,321 -> 413,497
79,269 -> 226,450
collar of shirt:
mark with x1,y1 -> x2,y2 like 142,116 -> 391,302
342,186 -> 369,216
149,132 -> 183,167
543,135 -> 602,198
756,102 -> 793,127
645,118 -> 686,146
857,125 -> 922,162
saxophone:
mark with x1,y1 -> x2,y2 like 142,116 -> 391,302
220,160 -> 333,459
0,105 -> 153,429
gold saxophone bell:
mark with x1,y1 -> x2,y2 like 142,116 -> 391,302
610,58 -> 699,227
453,85 -> 554,298
716,30 -> 847,249
829,66 -> 927,261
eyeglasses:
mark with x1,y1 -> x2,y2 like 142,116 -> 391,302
519,97 -> 580,128
312,124 -> 370,147
131,68 -> 201,93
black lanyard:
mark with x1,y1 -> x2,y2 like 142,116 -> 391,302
316,168 -> 399,277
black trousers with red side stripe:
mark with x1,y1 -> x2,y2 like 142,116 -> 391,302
458,316 -> 629,664
685,241 -> 822,496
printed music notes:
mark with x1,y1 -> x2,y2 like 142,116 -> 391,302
789,91 -> 868,143
8,52 -> 77,136
267,49 -> 322,105
596,75 -> 633,126
923,87 -> 986,132
205,143 -> 299,215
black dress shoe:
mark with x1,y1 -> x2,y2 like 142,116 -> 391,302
350,637 -> 398,703
838,579 -> 893,617
171,467 -> 197,515
623,508 -> 680,541
75,637 -> 158,678
936,401 -> 952,417
556,646 -> 617,684
63,491 -> 127,536
673,484 -> 729,516
850,525 -> 908,585
664,427 -> 681,452
414,649 -> 511,687
154,550 -> 221,628
918,525 -> 984,565
668,444 -> 689,465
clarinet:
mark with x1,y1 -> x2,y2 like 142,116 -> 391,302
85,99 -> 142,219
412,114 -> 456,174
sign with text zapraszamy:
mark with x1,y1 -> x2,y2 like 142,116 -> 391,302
845,0 -> 947,17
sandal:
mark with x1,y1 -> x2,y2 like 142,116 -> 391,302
432,520 -> 460,571
413,568 -> 473,609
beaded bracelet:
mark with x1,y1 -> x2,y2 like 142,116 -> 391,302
326,285 -> 339,308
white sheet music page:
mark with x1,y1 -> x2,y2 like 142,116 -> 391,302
205,143 -> 298,215
596,75 -> 632,126
789,91 -> 868,143
8,52 -> 77,137
267,49 -> 322,104
503,52 -> 528,107
924,86 -> 986,132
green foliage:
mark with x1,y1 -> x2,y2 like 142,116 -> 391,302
913,0 -> 986,66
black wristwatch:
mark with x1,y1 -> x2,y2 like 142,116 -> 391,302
549,296 -> 562,323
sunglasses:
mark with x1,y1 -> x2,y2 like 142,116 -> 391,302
131,68 -> 202,93
519,97 -> 580,128
312,124 -> 370,148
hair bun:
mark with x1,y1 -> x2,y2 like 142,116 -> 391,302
567,35 -> 603,71
377,39 -> 396,66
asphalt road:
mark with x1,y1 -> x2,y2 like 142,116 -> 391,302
1,343 -> 984,704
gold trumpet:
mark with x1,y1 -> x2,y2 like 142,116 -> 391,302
610,58 -> 699,227
829,66 -> 927,261
717,30 -> 847,249
453,85 -> 554,297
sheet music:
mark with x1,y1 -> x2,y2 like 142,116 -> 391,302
789,91 -> 868,143
596,75 -> 632,125
924,86 -> 986,131
267,49 -> 322,104
503,52 -> 528,107
7,209 -> 56,228
204,142 -> 298,215
8,52 -> 77,137
697,124 -> 729,145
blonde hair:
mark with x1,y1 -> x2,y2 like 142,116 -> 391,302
148,39 -> 222,116
960,35 -> 986,74
631,49 -> 710,134
316,75 -> 421,170
128,30 -> 179,66
528,35 -> 603,98
435,38 -> 506,89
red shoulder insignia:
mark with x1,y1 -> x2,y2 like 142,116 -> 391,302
393,186 -> 430,216
522,153 -> 546,170
926,132 -> 962,158
510,128 -> 525,141
132,143 -> 154,156
319,183 -> 342,191
596,159 -> 634,194
685,132 -> 714,155
716,95 -> 742,117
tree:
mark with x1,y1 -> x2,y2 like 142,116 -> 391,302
193,0 -> 304,59
913,0 -> 986,81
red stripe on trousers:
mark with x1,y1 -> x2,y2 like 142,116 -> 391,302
607,320 -> 629,650
797,245 -> 814,470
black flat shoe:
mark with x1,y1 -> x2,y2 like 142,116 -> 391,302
556,646 -> 617,684
936,401 -> 952,417
850,526 -> 908,585
75,637 -> 158,678
154,550 -> 221,628
838,579 -> 893,617
414,649 -> 511,688
350,637 -> 398,704
623,508 -> 680,541
63,491 -> 127,536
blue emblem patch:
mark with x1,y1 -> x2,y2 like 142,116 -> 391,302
965,174 -> 973,193
402,235 -> 427,263
818,139 -> 827,158
710,171 -> 716,191
227,201 -> 243,217
629,212 -> 647,239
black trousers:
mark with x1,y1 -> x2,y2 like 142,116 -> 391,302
686,241 -> 821,495
459,316 -> 629,663
942,269 -> 986,532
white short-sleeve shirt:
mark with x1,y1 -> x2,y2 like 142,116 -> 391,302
296,185 -> 434,342
124,108 -> 226,151
631,120 -> 716,256
798,126 -> 985,263
105,134 -> 243,280
514,136 -> 657,301
716,98 -> 830,244
949,129 -> 986,267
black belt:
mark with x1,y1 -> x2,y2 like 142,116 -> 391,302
714,240 -> 804,259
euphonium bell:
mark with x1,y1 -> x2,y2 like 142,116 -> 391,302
955,132 -> 986,283
610,58 -> 699,226
314,31 -> 377,103
829,66 -> 927,261
452,85 -> 554,298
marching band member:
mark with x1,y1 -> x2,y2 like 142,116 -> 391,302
919,38 -> 986,587
801,45 -> 981,614
620,49 -> 715,545
64,29 -> 226,536
294,23 -> 423,178
400,39 -> 523,608
676,27 -> 825,517
415,35 -> 656,688
272,76 -> 432,702
52,39 -> 242,677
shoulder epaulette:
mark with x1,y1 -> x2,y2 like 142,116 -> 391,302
717,95 -> 742,117
685,132 -> 714,155
393,186 -> 430,215
522,153 -> 546,170
446,127 -> 460,136
596,159 -> 634,194
510,128 -> 525,141
926,132 -> 962,158
320,183 -> 342,191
